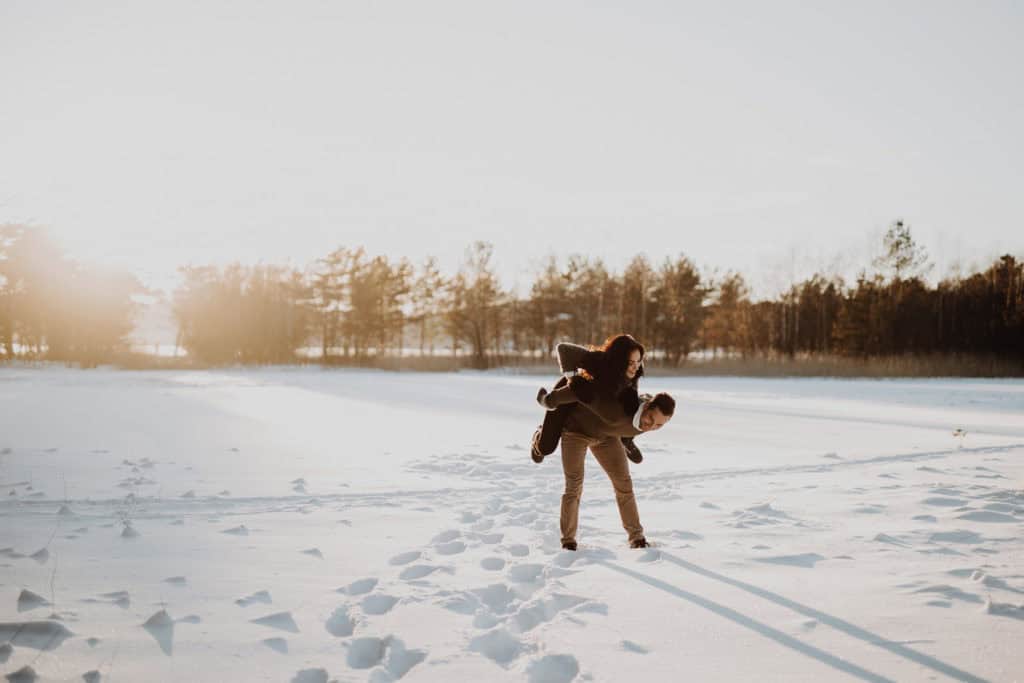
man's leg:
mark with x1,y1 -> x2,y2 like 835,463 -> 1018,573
590,437 -> 645,545
559,430 -> 590,548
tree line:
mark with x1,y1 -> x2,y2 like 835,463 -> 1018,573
0,225 -> 142,365
1,221 -> 1021,371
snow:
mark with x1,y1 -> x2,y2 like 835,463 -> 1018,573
1,367 -> 1023,681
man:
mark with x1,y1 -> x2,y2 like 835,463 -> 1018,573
557,391 -> 675,551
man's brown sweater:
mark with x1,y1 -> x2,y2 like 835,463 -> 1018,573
565,394 -> 644,439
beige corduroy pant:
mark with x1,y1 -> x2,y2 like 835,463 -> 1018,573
559,430 -> 644,545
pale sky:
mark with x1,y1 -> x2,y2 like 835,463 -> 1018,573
2,0 -> 1022,298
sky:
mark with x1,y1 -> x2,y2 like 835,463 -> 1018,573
1,0 -> 1022,298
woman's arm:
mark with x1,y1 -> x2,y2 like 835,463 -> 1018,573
555,342 -> 593,374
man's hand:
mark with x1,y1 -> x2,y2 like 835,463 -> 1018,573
622,436 -> 643,464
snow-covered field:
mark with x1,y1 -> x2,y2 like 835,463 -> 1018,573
1,368 -> 1023,683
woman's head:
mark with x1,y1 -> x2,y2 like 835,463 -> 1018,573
599,334 -> 645,384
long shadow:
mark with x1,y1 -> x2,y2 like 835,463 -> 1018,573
650,443 -> 1024,488
597,560 -> 895,683
698,400 -> 1024,440
657,552 -> 988,683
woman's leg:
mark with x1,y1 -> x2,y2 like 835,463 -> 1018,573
531,377 -> 572,461
539,406 -> 571,455
538,383 -> 580,409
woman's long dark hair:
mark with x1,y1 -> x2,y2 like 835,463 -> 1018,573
592,333 -> 645,397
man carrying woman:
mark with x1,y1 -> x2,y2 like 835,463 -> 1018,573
532,334 -> 676,550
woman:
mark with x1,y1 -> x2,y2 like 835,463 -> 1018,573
531,333 -> 646,464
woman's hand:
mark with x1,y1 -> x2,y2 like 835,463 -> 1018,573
568,374 -> 597,403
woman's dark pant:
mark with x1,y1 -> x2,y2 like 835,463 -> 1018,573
532,376 -> 573,456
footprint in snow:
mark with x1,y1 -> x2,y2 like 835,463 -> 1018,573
636,548 -> 661,563
526,653 -> 579,683
506,544 -> 530,557
290,668 -> 327,683
263,637 -> 288,654
251,611 -> 300,633
508,563 -> 545,584
399,565 -> 441,581
469,628 -> 528,665
361,594 -> 399,615
324,607 -> 355,637
339,578 -> 378,595
434,541 -> 466,555
622,640 -> 649,654
389,551 -> 421,566
236,590 -> 272,607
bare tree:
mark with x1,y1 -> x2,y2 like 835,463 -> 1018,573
446,241 -> 502,368
411,256 -> 444,356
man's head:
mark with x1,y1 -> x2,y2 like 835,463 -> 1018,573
639,392 -> 675,432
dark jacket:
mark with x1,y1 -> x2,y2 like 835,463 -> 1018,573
556,342 -> 641,415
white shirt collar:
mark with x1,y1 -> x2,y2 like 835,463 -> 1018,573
632,399 -> 647,430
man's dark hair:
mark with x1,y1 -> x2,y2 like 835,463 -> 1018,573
650,392 -> 675,417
